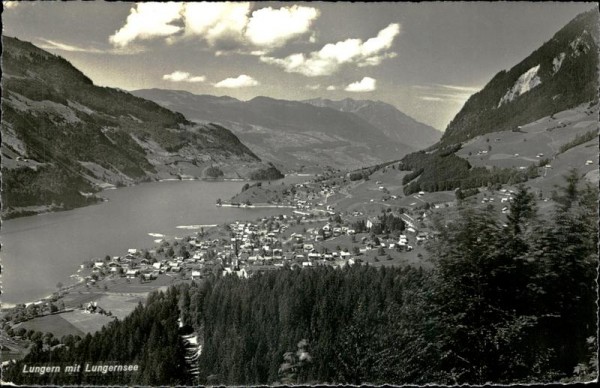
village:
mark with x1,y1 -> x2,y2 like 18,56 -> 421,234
2,168 -> 527,363
80,165 -> 531,288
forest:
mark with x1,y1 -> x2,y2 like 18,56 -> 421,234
3,171 -> 597,385
400,145 -> 539,195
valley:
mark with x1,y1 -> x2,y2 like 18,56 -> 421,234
1,4 -> 598,386
1,37 -> 282,220
131,90 -> 440,171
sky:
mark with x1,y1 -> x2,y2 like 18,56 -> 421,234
2,1 -> 597,130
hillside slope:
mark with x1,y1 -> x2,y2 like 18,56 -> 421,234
442,9 -> 599,144
131,89 -> 417,171
1,36 -> 278,218
303,98 -> 442,150
396,9 -> 599,196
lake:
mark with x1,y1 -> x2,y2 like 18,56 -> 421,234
1,177 -> 310,306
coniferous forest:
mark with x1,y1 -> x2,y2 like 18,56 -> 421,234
3,172 -> 597,385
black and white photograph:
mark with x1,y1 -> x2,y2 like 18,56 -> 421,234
1,1 -> 598,385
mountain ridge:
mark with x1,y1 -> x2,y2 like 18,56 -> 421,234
303,97 -> 442,150
442,9 -> 599,145
398,9 -> 599,196
1,36 -> 280,218
132,90 -> 440,170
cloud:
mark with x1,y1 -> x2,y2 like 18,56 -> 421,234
414,83 -> 481,103
326,85 -> 336,91
435,84 -> 481,93
38,39 -> 104,53
162,71 -> 206,83
37,38 -> 143,55
261,23 -> 400,76
4,1 -> 19,9
188,76 -> 207,82
110,2 -> 319,54
214,74 -> 259,88
306,84 -> 321,90
182,2 -> 249,50
345,77 -> 376,92
245,5 -> 319,48
110,3 -> 183,48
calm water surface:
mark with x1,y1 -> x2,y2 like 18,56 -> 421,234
1,177 -> 309,305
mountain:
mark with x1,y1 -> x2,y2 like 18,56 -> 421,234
442,9 -> 599,145
1,36 -> 278,218
398,9 -> 599,196
131,90 -> 427,171
303,98 -> 442,150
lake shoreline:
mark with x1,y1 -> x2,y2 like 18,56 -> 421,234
2,173 -> 309,221
2,179 -> 301,305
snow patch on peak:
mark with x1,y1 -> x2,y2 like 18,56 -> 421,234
498,65 -> 541,108
552,52 -> 566,74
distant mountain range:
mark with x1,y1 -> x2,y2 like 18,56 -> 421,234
1,36 -> 278,218
442,9 -> 599,144
303,98 -> 441,150
131,90 -> 440,170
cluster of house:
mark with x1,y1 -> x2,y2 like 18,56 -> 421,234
222,219 -> 362,275
86,249 -> 161,282
291,181 -> 339,217
85,204 -> 433,287
479,188 -> 516,214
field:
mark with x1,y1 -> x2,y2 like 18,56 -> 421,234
14,291 -> 149,338
330,168 -> 456,217
58,310 -> 114,335
15,313 -> 85,338
456,103 -> 598,193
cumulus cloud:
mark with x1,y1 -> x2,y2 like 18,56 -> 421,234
110,2 -> 319,54
214,74 -> 259,88
261,23 -> 400,76
245,5 -> 319,48
4,1 -> 19,9
345,77 -> 376,92
326,85 -> 337,91
182,2 -> 249,50
306,84 -> 321,90
162,71 -> 206,83
110,3 -> 183,48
